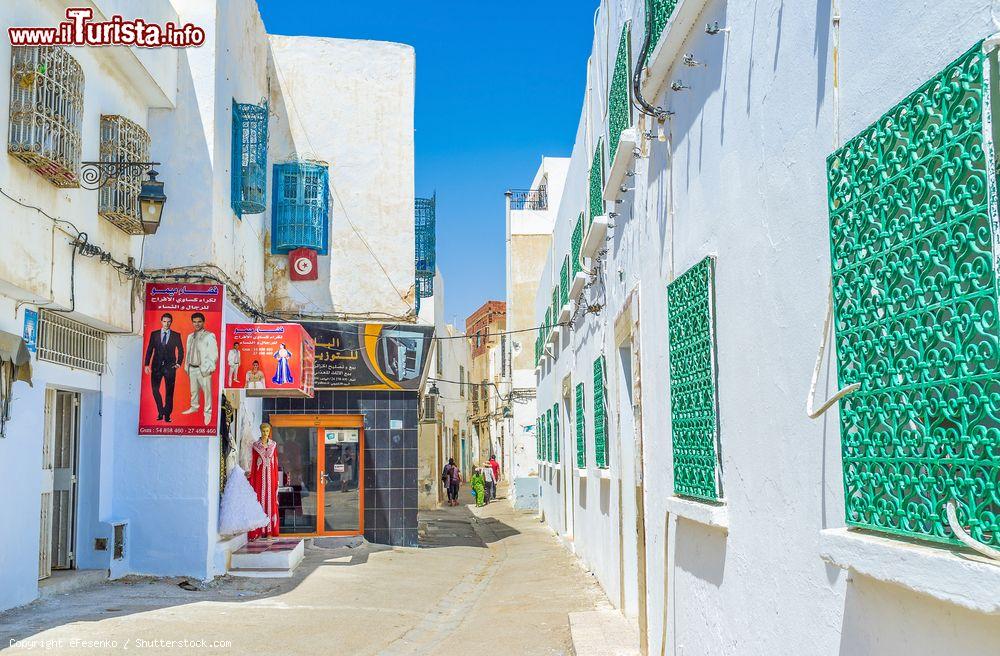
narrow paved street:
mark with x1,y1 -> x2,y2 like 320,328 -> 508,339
1,500 -> 609,655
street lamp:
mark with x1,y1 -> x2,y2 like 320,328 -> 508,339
139,168 -> 167,235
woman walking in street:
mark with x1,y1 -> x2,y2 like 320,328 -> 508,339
443,458 -> 461,506
470,466 -> 486,507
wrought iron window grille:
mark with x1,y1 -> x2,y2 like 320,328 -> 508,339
271,160 -> 330,254
37,310 -> 107,374
231,100 -> 269,218
8,46 -> 84,188
667,256 -> 722,501
97,115 -> 152,235
415,194 -> 436,299
826,41 -> 1000,550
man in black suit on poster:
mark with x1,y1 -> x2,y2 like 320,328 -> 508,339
144,313 -> 184,422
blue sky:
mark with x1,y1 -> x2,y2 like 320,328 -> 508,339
257,1 -> 597,325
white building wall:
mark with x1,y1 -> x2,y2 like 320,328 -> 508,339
265,36 -> 416,319
0,0 -> 181,612
534,1 -> 1000,654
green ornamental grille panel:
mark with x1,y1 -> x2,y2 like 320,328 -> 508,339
545,410 -> 552,462
537,418 -> 542,460
608,22 -> 632,170
575,383 -> 587,468
553,403 -> 560,464
572,213 -> 584,276
545,307 -> 551,341
589,139 -> 605,225
562,258 -> 570,307
646,0 -> 678,61
667,257 -> 721,501
828,41 -> 1000,548
594,356 -> 609,469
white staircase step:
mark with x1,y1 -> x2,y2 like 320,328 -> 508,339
229,538 -> 304,577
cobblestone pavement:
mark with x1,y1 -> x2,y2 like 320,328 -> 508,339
1,499 -> 609,656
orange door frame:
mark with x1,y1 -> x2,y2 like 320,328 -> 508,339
268,414 -> 365,537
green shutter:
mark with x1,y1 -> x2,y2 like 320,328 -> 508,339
571,213 -> 584,276
575,383 -> 586,468
608,22 -> 632,169
560,257 -> 570,308
589,139 -> 604,226
546,409 -> 552,462
667,257 -> 720,501
553,403 -> 560,464
552,287 -> 559,330
593,356 -> 608,469
828,41 -> 1000,548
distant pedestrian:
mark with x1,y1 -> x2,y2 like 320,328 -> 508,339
488,454 -> 500,497
470,467 -> 486,507
482,459 -> 496,503
442,458 -> 461,506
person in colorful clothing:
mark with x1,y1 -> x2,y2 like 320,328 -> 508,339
470,467 -> 486,507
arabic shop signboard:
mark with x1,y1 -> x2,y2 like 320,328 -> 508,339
300,322 -> 434,391
224,323 -> 315,398
139,283 -> 224,436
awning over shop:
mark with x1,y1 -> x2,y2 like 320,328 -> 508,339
0,331 -> 31,386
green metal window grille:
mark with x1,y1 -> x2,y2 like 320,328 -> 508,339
572,213 -> 584,276
553,403 -> 560,464
415,194 -> 436,299
645,0 -> 677,63
544,307 -> 551,340
545,409 -> 552,462
593,356 -> 609,469
575,382 -> 586,468
589,139 -> 605,225
560,256 -> 570,308
271,161 -> 329,254
827,41 -> 1000,548
537,418 -> 542,461
608,22 -> 632,170
231,100 -> 268,219
667,257 -> 721,501
552,287 -> 559,330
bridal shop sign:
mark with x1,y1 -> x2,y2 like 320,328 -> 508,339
224,323 -> 315,398
139,283 -> 224,436
299,322 -> 434,391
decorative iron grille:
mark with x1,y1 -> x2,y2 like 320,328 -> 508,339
509,187 -> 548,210
271,161 -> 329,253
560,256 -> 570,308
575,382 -> 586,468
553,403 -> 560,463
551,287 -> 559,327
415,195 -> 436,299
589,139 -> 605,224
608,22 -> 632,168
231,100 -> 268,218
593,356 -> 608,468
572,213 -> 584,276
646,0 -> 678,62
37,310 -> 107,374
667,257 -> 721,501
827,41 -> 1000,548
8,46 -> 84,188
98,115 -> 151,235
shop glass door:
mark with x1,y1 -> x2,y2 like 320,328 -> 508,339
273,426 -> 318,534
271,415 -> 364,537
322,429 -> 361,532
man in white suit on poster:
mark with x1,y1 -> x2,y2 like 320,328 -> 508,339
181,312 -> 219,425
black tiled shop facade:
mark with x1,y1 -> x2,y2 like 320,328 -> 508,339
263,390 -> 419,547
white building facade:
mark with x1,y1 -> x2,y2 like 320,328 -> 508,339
0,0 -> 416,612
532,1 -> 1000,654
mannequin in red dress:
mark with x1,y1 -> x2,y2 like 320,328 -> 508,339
248,422 -> 280,540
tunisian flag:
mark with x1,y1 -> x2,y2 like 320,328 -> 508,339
248,439 -> 280,540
